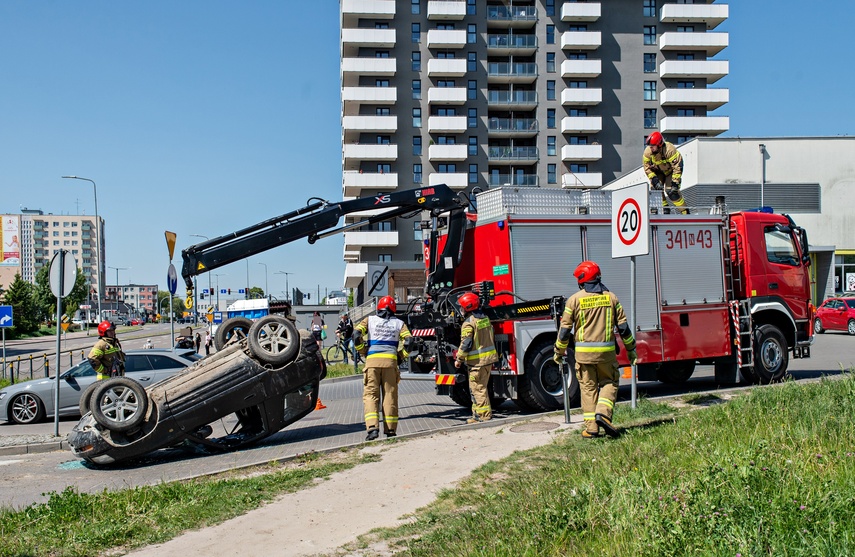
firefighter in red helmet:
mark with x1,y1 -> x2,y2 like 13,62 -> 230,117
643,131 -> 689,214
87,320 -> 125,380
455,291 -> 498,423
553,262 -> 637,439
354,296 -> 413,440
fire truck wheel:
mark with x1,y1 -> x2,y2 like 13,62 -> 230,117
656,361 -> 696,384
449,382 -> 472,408
518,341 -> 578,412
215,317 -> 253,350
752,324 -> 789,383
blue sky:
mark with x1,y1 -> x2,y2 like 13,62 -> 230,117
1,1 -> 852,303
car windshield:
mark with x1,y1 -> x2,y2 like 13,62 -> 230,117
62,360 -> 95,379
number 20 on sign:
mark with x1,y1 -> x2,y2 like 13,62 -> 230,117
611,183 -> 650,259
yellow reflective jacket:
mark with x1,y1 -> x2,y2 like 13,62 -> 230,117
554,290 -> 636,365
88,337 -> 125,379
456,312 -> 498,367
643,142 -> 683,183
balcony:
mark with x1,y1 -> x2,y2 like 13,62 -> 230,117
660,3 -> 729,30
660,116 -> 729,135
429,172 -> 468,189
33,223 -> 45,230
341,0 -> 395,20
343,144 -> 398,163
561,116 -> 602,134
561,88 -> 602,106
427,0 -> 465,20
659,32 -> 728,56
487,146 -> 539,165
428,87 -> 467,104
487,90 -> 537,109
561,2 -> 600,22
82,242 -> 92,249
426,29 -> 466,49
561,172 -> 603,188
81,223 -> 92,231
343,250 -> 361,264
428,144 -> 468,161
561,144 -> 603,162
487,117 -> 538,137
343,231 -> 399,251
486,34 -> 537,55
487,62 -> 537,83
427,58 -> 467,77
341,57 -> 397,76
660,87 -> 729,110
342,115 -> 397,133
486,5 -> 537,28
344,262 -> 369,288
341,28 -> 396,49
488,174 -> 539,187
342,87 -> 397,104
660,60 -> 729,84
428,115 -> 467,133
560,31 -> 602,50
561,59 -> 602,78
33,232 -> 45,239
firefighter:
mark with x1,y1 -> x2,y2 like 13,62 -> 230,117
87,320 -> 125,380
354,296 -> 414,440
553,261 -> 637,439
643,131 -> 689,214
455,291 -> 498,424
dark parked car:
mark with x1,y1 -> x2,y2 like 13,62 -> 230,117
67,316 -> 325,465
814,297 -> 855,335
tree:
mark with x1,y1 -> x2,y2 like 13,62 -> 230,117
155,290 -> 186,322
3,274 -> 37,337
33,265 -> 89,323
248,286 -> 264,299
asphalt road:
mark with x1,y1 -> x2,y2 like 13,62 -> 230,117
0,333 -> 853,510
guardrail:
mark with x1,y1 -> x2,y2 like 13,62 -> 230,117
3,350 -> 90,384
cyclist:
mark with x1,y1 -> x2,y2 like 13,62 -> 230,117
335,313 -> 356,364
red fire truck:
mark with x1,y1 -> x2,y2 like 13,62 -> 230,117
413,187 -> 814,412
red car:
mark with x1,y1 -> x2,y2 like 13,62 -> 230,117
814,297 -> 855,335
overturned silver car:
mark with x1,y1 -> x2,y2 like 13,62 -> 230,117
68,316 -> 325,465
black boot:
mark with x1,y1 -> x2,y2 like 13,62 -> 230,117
366,428 -> 379,441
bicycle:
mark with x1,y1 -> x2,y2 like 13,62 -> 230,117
325,336 -> 363,365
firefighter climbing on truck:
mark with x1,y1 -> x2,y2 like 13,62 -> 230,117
643,131 -> 688,214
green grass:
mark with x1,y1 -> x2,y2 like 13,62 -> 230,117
0,451 -> 379,557
358,374 -> 855,556
326,362 -> 364,379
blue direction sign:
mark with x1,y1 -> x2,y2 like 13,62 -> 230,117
0,305 -> 12,328
221,289 -> 227,294
167,264 -> 178,295
238,289 -> 245,294
213,312 -> 223,324
203,288 -> 209,294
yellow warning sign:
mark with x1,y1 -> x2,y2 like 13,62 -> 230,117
197,262 -> 207,271
164,231 -> 177,261
61,322 -> 70,331
206,313 -> 214,322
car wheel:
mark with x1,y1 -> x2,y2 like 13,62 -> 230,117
751,324 -> 789,384
79,382 -> 101,415
9,393 -> 45,424
248,315 -> 300,366
849,319 -> 855,336
91,377 -> 148,432
214,317 -> 253,350
814,318 -> 824,334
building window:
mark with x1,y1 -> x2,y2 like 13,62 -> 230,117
375,50 -> 390,58
643,0 -> 656,17
469,136 -> 478,156
376,107 -> 390,116
437,23 -> 454,31
569,108 -> 587,117
570,163 -> 588,173
412,23 -> 420,43
413,221 -> 423,241
376,135 -> 390,145
467,24 -> 476,44
644,53 -> 657,73
547,109 -> 556,129
547,81 -> 556,101
568,52 -> 587,60
677,108 -> 696,117
468,52 -> 477,71
468,108 -> 478,128
546,53 -> 555,73
644,26 -> 656,45
375,79 -> 390,87
569,136 -> 588,145
547,136 -> 556,156
468,80 -> 477,99
467,0 -> 476,15
436,107 -> 457,116
568,80 -> 587,89
644,81 -> 657,101
412,0 -> 419,14
437,136 -> 456,145
677,53 -> 695,61
438,163 -> 457,172
379,254 -> 392,262
414,164 -> 423,183
677,25 -> 695,33
677,135 -> 696,144
546,25 -> 555,45
375,22 -> 389,29
644,108 -> 658,129
436,50 -> 455,59
377,163 -> 391,174
413,108 -> 422,127
413,136 -> 422,156
677,80 -> 695,89
548,164 -> 557,184
437,79 -> 455,88
469,164 -> 478,184
413,80 -> 421,99
412,51 -> 421,71
546,0 -> 555,16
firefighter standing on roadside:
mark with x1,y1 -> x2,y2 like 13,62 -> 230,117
643,131 -> 689,214
88,320 -> 125,380
354,296 -> 413,441
455,291 -> 498,424
553,261 -> 637,439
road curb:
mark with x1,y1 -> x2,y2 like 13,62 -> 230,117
0,439 -> 68,456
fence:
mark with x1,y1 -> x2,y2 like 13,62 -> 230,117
2,350 -> 90,384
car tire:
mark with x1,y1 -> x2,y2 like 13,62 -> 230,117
79,382 -> 101,416
751,324 -> 789,384
849,319 -> 855,336
814,318 -> 824,334
9,393 -> 45,424
248,315 -> 300,366
91,377 -> 148,432
214,317 -> 253,350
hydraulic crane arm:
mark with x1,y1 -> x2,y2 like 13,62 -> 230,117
180,184 -> 466,294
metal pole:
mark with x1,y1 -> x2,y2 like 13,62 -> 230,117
54,251 -> 65,436
631,256 -> 637,409
62,176 -> 101,322
563,363 -> 571,424
169,294 -> 174,350
259,263 -> 268,301
759,143 -> 766,208
2,328 -> 5,382
194,275 -> 198,324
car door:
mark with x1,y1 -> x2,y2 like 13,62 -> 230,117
146,354 -> 191,384
124,354 -> 157,387
58,361 -> 97,415
826,300 -> 843,330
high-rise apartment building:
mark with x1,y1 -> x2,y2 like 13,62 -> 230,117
340,0 -> 729,300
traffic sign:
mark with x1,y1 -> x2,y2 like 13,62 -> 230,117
167,264 -> 178,295
213,312 -> 223,324
164,231 -> 177,261
612,183 -> 650,259
238,289 -> 245,294
0,306 -> 12,328
49,251 -> 77,298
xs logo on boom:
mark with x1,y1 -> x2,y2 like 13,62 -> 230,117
374,194 -> 391,205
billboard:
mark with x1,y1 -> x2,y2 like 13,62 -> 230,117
1,215 -> 21,266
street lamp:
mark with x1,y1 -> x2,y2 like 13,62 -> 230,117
758,143 -> 767,208
213,273 -> 226,309
107,266 -> 128,320
258,263 -> 268,300
276,271 -> 293,303
190,234 -> 211,322
62,175 -> 101,322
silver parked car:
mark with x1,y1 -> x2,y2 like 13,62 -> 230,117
0,349 -> 200,425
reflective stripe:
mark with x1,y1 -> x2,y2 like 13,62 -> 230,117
465,347 -> 497,363
583,412 -> 596,421
365,412 -> 379,420
473,404 -> 491,412
385,416 -> 399,423
575,342 -> 615,353
599,398 -> 614,410
366,353 -> 397,360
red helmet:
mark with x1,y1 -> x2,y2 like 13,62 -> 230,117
573,261 -> 601,285
377,296 -> 396,313
97,320 -> 115,337
647,131 -> 664,147
458,292 -> 480,313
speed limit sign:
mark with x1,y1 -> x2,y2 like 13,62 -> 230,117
612,183 -> 650,258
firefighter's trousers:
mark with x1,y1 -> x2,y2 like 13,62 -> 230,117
575,361 -> 620,434
651,174 -> 687,213
363,364 -> 400,434
468,363 -> 492,420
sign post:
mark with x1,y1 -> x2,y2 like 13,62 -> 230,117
0,305 -> 13,383
49,250 -> 77,435
168,263 -> 178,350
611,183 -> 650,410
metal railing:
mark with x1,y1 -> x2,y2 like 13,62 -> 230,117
488,117 -> 538,133
489,174 -> 539,187
487,146 -> 539,161
2,350 -> 90,384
